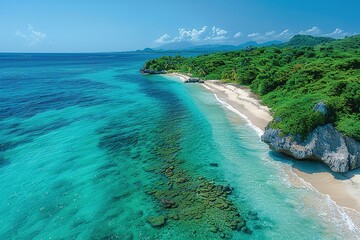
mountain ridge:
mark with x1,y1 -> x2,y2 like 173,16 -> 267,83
134,40 -> 283,54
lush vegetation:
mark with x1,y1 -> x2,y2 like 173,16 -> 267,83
144,35 -> 360,141
284,34 -> 335,47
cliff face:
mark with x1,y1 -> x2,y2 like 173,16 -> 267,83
261,124 -> 360,173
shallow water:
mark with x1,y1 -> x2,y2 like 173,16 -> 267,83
0,53 -> 359,239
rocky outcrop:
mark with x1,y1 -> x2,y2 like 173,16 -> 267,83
140,68 -> 166,74
185,77 -> 204,83
261,124 -> 360,172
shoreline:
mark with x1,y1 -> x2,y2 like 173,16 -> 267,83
165,72 -> 191,82
202,80 -> 272,131
291,161 -> 360,213
167,72 -> 360,215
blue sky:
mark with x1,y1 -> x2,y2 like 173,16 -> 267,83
0,0 -> 359,52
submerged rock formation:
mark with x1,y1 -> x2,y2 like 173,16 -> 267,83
261,124 -> 360,173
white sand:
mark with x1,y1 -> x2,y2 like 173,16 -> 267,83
202,80 -> 360,213
168,74 -> 360,214
203,80 -> 272,131
165,72 -> 190,82
292,162 -> 360,212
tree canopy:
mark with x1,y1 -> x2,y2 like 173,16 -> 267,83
144,35 -> 360,141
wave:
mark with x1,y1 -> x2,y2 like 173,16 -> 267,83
264,153 -> 360,238
211,88 -> 360,237
212,93 -> 264,137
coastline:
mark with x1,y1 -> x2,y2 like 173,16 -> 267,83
165,72 -> 190,82
165,72 -> 272,131
168,72 -> 360,215
202,80 -> 272,131
292,162 -> 360,212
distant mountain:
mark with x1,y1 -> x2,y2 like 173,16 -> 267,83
284,35 -> 336,47
258,40 -> 284,47
133,36 -> 338,54
135,40 -> 283,54
154,41 -> 195,50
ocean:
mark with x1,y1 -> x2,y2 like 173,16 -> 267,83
0,53 -> 358,239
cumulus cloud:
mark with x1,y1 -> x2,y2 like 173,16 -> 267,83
155,26 -> 229,44
205,26 -> 227,41
327,28 -> 344,36
174,26 -> 208,42
276,29 -> 294,40
245,26 -> 356,43
212,26 -> 227,36
234,32 -> 242,38
299,26 -> 321,35
155,34 -> 171,43
246,29 -> 294,42
323,28 -> 354,38
247,33 -> 260,38
265,31 -> 276,36
16,24 -> 46,45
156,25 -> 356,45
298,27 -> 356,39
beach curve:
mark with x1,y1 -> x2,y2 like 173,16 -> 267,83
168,73 -> 360,221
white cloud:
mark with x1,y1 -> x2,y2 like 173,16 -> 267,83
155,25 -> 357,46
205,26 -> 227,41
299,26 -> 321,35
155,26 -> 229,44
247,32 -> 260,38
234,32 -> 242,38
265,31 -> 276,36
330,28 -> 343,35
156,34 -> 170,43
212,26 -> 227,36
298,27 -> 356,39
278,29 -> 290,36
246,29 -> 294,42
323,28 -> 352,38
172,26 -> 208,42
16,24 -> 46,45
276,29 -> 294,40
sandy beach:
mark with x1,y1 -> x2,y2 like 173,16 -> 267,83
203,80 -> 272,131
292,162 -> 360,212
166,72 -> 190,82
170,73 -> 360,214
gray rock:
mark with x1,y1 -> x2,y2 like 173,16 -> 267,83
261,124 -> 360,173
313,102 -> 328,115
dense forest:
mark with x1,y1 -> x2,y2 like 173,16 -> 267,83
143,35 -> 360,141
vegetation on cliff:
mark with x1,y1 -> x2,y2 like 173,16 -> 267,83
143,35 -> 360,141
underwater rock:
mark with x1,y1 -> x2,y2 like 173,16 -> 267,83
168,213 -> 180,220
241,226 -> 252,234
161,197 -> 176,208
143,123 -> 250,238
248,211 -> 259,220
222,185 -> 233,194
210,226 -> 218,233
146,215 -> 166,228
175,177 -> 188,183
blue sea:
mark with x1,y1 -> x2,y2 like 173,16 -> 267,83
0,53 -> 359,239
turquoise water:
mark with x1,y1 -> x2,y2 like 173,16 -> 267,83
0,53 -> 359,239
